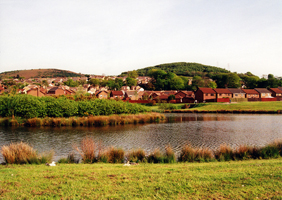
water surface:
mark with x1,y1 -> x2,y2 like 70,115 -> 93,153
0,113 -> 281,162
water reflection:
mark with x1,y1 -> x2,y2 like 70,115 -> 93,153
0,113 -> 281,162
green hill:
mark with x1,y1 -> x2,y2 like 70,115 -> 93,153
121,62 -> 230,76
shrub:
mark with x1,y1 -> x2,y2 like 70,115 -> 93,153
147,149 -> 164,163
0,142 -> 53,164
195,148 -> 214,162
214,144 -> 233,161
178,145 -> 196,162
259,145 -> 280,159
233,145 -> 252,160
58,152 -> 79,164
105,147 -> 125,163
163,145 -> 176,163
126,149 -> 146,163
75,136 -> 97,163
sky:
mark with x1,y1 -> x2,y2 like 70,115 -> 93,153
0,0 -> 281,77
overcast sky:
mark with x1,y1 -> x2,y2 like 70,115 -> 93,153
0,0 -> 281,77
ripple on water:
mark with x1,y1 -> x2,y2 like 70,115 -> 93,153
0,113 -> 281,162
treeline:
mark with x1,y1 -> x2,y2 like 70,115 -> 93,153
143,70 -> 282,91
0,95 -> 150,119
121,62 -> 230,77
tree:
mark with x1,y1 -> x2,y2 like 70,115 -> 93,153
126,77 -> 137,87
170,76 -> 184,90
209,81 -> 217,89
88,78 -> 100,86
226,73 -> 241,88
115,78 -> 124,90
42,80 -> 48,88
128,70 -> 138,79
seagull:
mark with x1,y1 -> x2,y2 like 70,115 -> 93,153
46,161 -> 56,166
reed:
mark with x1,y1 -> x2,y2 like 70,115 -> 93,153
195,148 -> 214,162
104,147 -> 125,163
271,139 -> 282,156
259,144 -> 280,159
126,149 -> 146,163
178,144 -> 197,162
58,152 -> 79,164
147,149 -> 164,163
233,145 -> 252,160
75,136 -> 97,163
0,142 -> 53,164
163,145 -> 176,163
214,144 -> 234,161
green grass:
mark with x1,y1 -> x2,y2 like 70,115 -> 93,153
189,101 -> 282,111
1,159 -> 282,199
145,102 -> 282,112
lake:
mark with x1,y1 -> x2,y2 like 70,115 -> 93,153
0,113 -> 281,162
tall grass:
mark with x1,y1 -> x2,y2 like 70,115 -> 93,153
0,142 -> 53,164
75,136 -> 100,163
2,138 -> 282,165
2,113 -> 165,127
126,149 -> 146,163
178,145 -> 215,162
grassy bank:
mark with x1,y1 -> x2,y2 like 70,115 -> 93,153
1,159 -> 282,199
146,101 -> 282,113
0,112 -> 165,127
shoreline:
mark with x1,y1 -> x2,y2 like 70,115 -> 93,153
0,112 -> 166,127
164,109 -> 282,114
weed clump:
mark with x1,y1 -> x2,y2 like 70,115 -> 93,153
0,142 -> 53,164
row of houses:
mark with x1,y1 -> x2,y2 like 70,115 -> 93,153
195,87 -> 282,102
1,82 -> 282,103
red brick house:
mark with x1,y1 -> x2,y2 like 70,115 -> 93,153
254,88 -> 272,98
47,87 -> 65,95
242,89 -> 259,98
110,91 -> 124,99
26,87 -> 46,97
213,88 -> 232,99
96,91 -> 108,99
124,91 -> 143,100
268,88 -> 282,97
228,88 -> 246,98
194,88 -> 216,102
175,91 -> 195,98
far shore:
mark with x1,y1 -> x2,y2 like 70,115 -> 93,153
0,112 -> 165,127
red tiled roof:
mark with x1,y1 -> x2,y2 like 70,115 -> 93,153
213,88 -> 232,94
269,88 -> 282,94
198,88 -> 216,94
254,88 -> 271,93
111,91 -> 123,96
242,89 -> 259,94
228,88 -> 245,94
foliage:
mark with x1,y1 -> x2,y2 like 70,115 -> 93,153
0,95 -> 150,119
1,142 -> 53,164
121,62 -> 230,76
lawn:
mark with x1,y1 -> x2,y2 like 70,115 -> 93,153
145,101 -> 282,112
1,158 -> 282,199
189,101 -> 282,111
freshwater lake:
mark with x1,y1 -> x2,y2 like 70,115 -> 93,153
0,113 -> 281,162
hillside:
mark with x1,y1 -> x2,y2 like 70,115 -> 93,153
0,69 -> 84,79
121,62 -> 230,76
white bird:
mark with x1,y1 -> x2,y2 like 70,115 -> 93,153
47,161 -> 56,166
123,161 -> 130,166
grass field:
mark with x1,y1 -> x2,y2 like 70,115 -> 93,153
189,101 -> 282,112
146,101 -> 282,113
1,158 -> 282,199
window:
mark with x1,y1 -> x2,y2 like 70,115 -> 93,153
235,94 -> 238,97
211,94 -> 214,96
